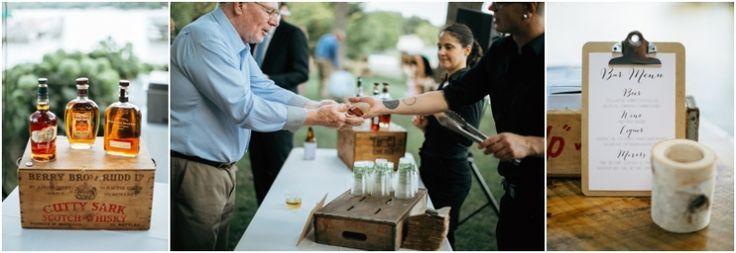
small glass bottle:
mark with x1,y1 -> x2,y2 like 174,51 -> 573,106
65,77 -> 99,149
410,161 -> 419,195
385,161 -> 395,193
363,161 -> 375,195
104,80 -> 142,157
29,78 -> 57,162
303,126 -> 317,160
351,161 -> 368,196
370,83 -> 381,132
372,159 -> 391,197
396,158 -> 416,199
379,83 -> 392,129
355,77 -> 364,97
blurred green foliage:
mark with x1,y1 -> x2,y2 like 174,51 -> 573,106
169,2 -> 217,38
2,38 -> 167,196
170,2 -> 439,60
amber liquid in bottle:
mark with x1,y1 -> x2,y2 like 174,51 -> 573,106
104,80 -> 142,157
379,83 -> 391,129
30,78 -> 57,161
371,82 -> 381,131
65,77 -> 99,149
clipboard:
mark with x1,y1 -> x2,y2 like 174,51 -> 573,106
582,31 -> 685,196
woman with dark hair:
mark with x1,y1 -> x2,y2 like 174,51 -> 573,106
411,23 -> 484,247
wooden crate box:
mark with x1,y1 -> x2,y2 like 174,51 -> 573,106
314,189 -> 427,250
337,123 -> 407,170
18,136 -> 155,230
546,109 -> 582,177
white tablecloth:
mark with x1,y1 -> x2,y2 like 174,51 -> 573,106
235,148 -> 452,251
2,182 -> 169,251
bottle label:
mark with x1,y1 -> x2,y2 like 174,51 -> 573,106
111,118 -> 135,129
109,140 -> 132,149
31,126 -> 57,143
72,112 -> 93,138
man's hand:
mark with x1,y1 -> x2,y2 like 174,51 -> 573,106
347,96 -> 387,118
412,115 -> 428,131
478,133 -> 544,161
305,103 -> 363,128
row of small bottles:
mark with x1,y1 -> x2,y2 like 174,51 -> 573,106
29,77 -> 142,162
351,158 -> 419,199
354,77 -> 392,131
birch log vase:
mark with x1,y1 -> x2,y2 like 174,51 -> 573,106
651,139 -> 717,233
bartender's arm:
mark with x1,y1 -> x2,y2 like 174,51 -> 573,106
348,90 -> 449,117
350,48 -> 493,117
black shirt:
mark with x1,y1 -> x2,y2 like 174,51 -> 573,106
420,68 -> 484,160
442,34 -> 544,185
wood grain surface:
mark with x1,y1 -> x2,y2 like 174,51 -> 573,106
547,163 -> 733,250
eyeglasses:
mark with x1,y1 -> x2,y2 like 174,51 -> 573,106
254,2 -> 281,19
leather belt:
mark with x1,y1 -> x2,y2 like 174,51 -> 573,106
171,150 -> 236,169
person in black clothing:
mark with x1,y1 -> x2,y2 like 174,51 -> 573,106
248,3 -> 310,205
350,2 -> 544,250
411,23 -> 484,248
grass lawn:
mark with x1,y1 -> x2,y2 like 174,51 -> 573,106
226,70 -> 503,250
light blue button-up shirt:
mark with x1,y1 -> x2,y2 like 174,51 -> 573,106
171,7 -> 313,163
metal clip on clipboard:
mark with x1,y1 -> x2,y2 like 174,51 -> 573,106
609,31 -> 661,65
435,111 -> 521,165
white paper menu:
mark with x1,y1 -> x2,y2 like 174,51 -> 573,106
587,53 -> 676,191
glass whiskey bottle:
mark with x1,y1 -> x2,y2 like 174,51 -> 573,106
65,77 -> 99,149
104,80 -> 142,157
379,82 -> 392,129
371,82 -> 381,131
29,78 -> 57,161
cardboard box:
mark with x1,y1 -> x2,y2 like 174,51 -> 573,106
314,189 -> 427,250
18,136 -> 155,230
337,123 -> 407,170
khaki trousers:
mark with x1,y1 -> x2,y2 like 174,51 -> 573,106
171,156 -> 237,250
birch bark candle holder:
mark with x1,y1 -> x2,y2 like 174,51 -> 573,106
650,139 -> 717,233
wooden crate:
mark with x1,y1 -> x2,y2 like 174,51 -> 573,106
337,123 -> 407,170
314,189 -> 427,250
547,96 -> 700,177
546,109 -> 581,177
18,136 -> 155,230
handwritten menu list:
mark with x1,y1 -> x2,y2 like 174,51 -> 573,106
588,53 -> 676,191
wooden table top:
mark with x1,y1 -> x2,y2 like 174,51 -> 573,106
547,162 -> 733,250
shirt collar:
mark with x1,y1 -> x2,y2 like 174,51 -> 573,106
212,6 -> 247,54
524,33 -> 544,56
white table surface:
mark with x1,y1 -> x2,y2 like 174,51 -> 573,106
235,148 -> 452,251
2,182 -> 169,251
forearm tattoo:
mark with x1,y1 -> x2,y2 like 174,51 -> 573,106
383,99 -> 399,109
402,97 -> 417,106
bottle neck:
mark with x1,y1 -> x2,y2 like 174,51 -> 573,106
37,85 -> 49,111
37,99 -> 49,111
119,87 -> 129,102
77,86 -> 89,98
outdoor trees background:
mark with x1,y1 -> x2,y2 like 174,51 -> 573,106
170,2 -> 438,61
